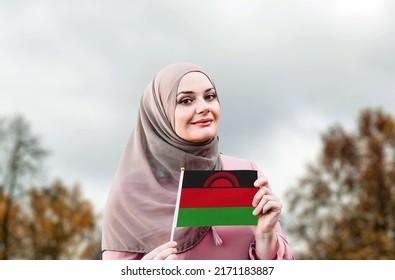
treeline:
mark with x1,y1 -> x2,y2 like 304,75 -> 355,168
2,108 -> 395,260
286,108 -> 395,259
0,115 -> 101,259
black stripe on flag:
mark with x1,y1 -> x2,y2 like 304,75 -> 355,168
181,170 -> 257,188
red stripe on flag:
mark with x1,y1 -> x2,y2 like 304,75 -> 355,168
179,188 -> 258,208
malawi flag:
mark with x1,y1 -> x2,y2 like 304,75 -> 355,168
175,170 -> 258,227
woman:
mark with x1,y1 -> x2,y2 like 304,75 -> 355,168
102,62 -> 294,260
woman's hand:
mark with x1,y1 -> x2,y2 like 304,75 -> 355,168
252,177 -> 282,238
141,241 -> 178,260
251,177 -> 281,259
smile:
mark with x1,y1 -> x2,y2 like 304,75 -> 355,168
191,118 -> 213,126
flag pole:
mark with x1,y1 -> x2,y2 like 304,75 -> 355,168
170,167 -> 185,242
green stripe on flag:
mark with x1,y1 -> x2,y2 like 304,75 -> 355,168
176,207 -> 257,227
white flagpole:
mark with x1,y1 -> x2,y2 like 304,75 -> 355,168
170,167 -> 185,242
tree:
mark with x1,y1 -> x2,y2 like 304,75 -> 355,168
0,115 -> 48,260
0,115 -> 101,259
286,108 -> 395,259
20,180 -> 100,260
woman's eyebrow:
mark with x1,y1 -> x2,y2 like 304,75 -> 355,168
177,91 -> 194,95
177,88 -> 215,95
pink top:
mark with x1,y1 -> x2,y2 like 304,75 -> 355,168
102,154 -> 294,260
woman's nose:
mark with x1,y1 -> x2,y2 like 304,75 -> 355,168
195,99 -> 211,114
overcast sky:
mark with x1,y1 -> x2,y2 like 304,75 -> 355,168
1,0 -> 394,216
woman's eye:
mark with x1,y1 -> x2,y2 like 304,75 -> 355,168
179,98 -> 193,105
205,93 -> 217,100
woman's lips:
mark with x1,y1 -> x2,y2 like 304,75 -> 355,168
191,118 -> 213,126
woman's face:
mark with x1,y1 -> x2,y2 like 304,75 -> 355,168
174,72 -> 220,142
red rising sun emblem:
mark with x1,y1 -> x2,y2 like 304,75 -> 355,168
203,172 -> 240,187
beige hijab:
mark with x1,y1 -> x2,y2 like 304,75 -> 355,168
102,62 -> 223,254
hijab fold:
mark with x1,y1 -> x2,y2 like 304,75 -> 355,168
102,62 -> 223,253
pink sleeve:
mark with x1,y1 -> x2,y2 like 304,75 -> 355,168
102,250 -> 143,260
273,231 -> 295,260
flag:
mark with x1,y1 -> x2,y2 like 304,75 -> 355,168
175,170 -> 258,227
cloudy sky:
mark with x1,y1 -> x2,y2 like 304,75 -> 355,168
1,0 -> 394,217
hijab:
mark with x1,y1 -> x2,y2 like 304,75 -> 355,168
102,62 -> 223,253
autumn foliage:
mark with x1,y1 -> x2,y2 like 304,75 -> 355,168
286,108 -> 395,259
0,180 -> 101,259
28,180 -> 100,259
0,115 -> 100,259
